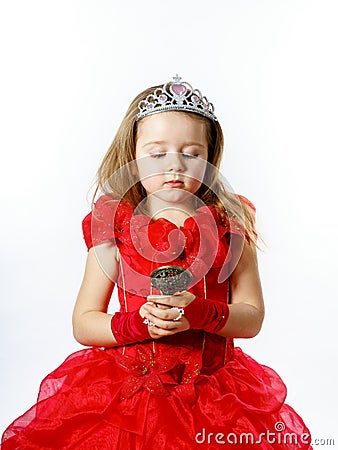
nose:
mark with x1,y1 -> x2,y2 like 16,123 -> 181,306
166,152 -> 186,172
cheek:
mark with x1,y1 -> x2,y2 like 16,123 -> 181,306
138,174 -> 163,194
136,156 -> 166,180
141,178 -> 155,189
186,160 -> 207,183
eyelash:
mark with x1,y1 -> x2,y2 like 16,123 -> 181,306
150,153 -> 198,159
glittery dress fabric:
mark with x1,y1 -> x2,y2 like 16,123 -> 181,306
1,196 -> 312,449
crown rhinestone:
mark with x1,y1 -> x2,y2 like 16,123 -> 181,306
135,75 -> 217,122
172,84 -> 186,96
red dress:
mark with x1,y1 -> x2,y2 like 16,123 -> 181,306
1,196 -> 312,449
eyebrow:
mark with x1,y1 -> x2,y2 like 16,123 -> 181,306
142,140 -> 206,149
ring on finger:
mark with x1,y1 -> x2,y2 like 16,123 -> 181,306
172,307 -> 184,321
143,318 -> 156,327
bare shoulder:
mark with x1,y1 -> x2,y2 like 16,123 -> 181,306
73,242 -> 119,315
85,242 -> 120,282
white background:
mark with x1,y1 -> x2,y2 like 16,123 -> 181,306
1,0 -> 337,445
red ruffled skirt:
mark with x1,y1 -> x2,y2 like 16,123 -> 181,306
1,335 -> 312,449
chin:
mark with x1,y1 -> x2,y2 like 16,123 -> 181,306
153,188 -> 194,204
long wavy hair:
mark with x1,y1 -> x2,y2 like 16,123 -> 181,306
93,83 -> 258,247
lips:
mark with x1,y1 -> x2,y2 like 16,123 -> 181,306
165,180 -> 184,187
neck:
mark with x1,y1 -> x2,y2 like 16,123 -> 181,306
145,194 -> 198,227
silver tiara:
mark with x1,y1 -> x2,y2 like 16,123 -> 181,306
136,74 -> 217,122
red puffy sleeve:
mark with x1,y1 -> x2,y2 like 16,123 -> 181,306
82,195 -> 130,251
237,194 -> 256,214
82,212 -> 94,250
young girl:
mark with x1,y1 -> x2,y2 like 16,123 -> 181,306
1,76 -> 312,449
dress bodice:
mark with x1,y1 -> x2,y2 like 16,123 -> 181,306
82,195 -> 252,310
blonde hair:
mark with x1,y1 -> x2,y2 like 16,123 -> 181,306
93,84 -> 259,247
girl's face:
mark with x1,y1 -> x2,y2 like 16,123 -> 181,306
135,112 -> 208,206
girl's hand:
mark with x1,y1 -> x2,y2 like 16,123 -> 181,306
139,293 -> 195,338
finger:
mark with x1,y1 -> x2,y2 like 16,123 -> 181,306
145,313 -> 180,330
155,303 -> 171,310
149,327 -> 177,339
141,301 -> 155,314
171,307 -> 185,321
154,291 -> 195,308
147,295 -> 171,302
150,296 -> 185,308
145,305 -> 178,320
149,318 -> 190,338
147,295 -> 173,309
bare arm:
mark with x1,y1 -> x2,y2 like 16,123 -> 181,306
72,243 -> 120,347
218,240 -> 265,338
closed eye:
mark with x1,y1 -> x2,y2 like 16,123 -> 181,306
149,152 -> 200,159
183,153 -> 198,158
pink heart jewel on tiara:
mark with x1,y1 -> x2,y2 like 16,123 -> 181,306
172,84 -> 186,96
